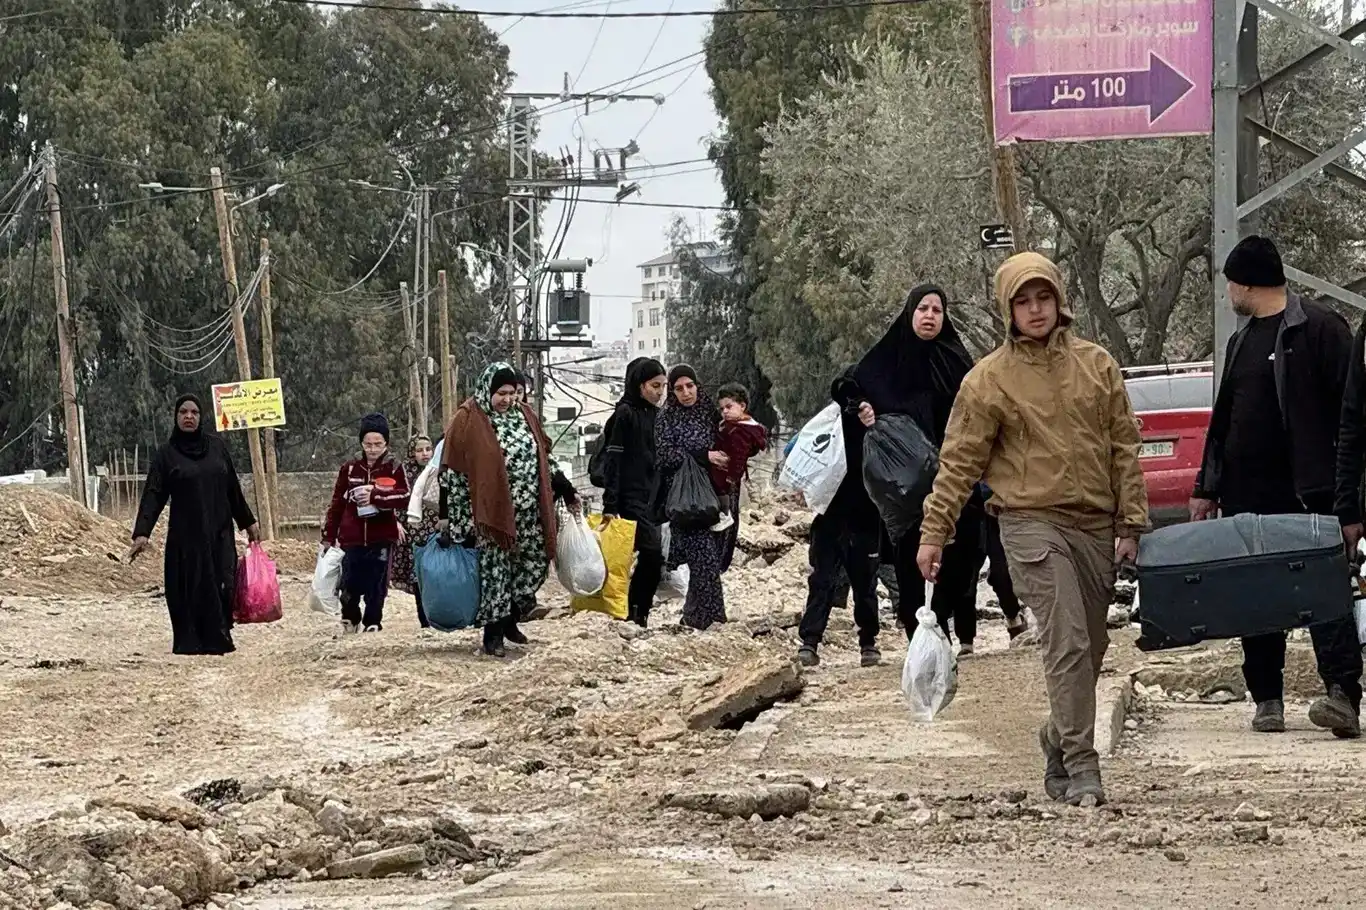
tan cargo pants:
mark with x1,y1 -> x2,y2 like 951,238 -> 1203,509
999,515 -> 1116,774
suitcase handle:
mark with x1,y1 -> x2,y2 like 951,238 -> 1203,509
1184,573 -> 1201,584
1288,561 -> 1305,571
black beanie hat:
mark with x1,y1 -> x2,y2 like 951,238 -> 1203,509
1223,235 -> 1286,288
359,412 -> 390,443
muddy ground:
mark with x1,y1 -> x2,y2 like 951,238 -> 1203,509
4,498 -> 1366,908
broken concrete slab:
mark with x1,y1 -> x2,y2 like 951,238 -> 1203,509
86,793 -> 211,829
660,783 -> 811,820
684,657 -> 804,731
325,845 -> 427,880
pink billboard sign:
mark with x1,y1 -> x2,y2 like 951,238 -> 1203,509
992,0 -> 1213,144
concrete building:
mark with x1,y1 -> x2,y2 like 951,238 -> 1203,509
629,242 -> 733,361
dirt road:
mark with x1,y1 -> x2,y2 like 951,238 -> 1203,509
4,492 -> 1366,910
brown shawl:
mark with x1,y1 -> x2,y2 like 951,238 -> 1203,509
442,399 -> 557,557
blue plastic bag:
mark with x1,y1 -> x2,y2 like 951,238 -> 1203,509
415,536 -> 480,631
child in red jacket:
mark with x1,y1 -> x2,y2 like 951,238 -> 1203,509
322,413 -> 411,633
710,383 -> 768,532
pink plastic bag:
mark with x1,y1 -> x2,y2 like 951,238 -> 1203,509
234,543 -> 283,624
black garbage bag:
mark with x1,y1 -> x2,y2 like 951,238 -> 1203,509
666,457 -> 722,531
862,413 -> 939,543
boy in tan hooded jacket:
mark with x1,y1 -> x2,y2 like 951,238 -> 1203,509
917,252 -> 1148,807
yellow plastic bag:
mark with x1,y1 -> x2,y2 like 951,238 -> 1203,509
570,514 -> 636,621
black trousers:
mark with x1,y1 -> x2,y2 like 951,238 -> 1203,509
982,514 -> 1022,622
893,512 -> 983,645
628,516 -> 664,623
340,545 -> 390,629
798,514 -> 881,649
1226,491 -> 1363,710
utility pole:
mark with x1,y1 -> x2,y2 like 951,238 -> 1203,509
506,81 -> 661,404
43,144 -> 88,508
438,269 -> 454,432
967,0 -> 1030,250
210,167 -> 274,540
259,237 -> 280,541
399,281 -> 424,438
420,187 -> 432,431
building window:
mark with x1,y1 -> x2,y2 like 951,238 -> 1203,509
637,310 -> 644,328
672,265 -> 680,277
649,308 -> 661,327
557,406 -> 576,422
643,266 -> 651,278
638,340 -> 645,350
652,338 -> 659,348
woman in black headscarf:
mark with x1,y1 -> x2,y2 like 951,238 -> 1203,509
600,357 -> 668,626
656,364 -> 729,630
129,394 -> 259,655
841,285 -> 984,654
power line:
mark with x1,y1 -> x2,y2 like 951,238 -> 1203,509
276,0 -> 933,16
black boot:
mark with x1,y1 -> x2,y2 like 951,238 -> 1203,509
503,616 -> 529,645
482,624 -> 506,658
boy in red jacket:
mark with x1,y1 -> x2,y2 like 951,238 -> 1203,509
711,383 -> 768,532
323,413 -> 411,633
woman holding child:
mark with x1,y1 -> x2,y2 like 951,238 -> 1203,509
656,366 -> 765,630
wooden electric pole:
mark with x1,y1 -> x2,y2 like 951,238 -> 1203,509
437,269 -> 454,433
209,167 -> 274,540
967,0 -> 1030,251
399,281 -> 425,438
43,144 -> 88,508
259,237 -> 280,541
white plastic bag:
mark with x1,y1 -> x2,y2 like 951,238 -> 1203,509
307,544 -> 344,616
556,511 -> 608,597
658,564 -> 691,602
901,605 -> 958,721
778,403 -> 846,515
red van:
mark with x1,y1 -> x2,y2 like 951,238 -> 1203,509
1122,362 -> 1214,528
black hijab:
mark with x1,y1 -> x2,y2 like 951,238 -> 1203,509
666,364 -> 701,407
622,357 -> 666,407
170,393 -> 209,460
850,284 -> 974,441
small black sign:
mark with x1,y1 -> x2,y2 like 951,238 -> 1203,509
979,224 -> 1014,251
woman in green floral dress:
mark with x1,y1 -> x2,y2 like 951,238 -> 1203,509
439,363 -> 579,656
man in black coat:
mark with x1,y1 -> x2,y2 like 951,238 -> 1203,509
1192,235 -> 1362,738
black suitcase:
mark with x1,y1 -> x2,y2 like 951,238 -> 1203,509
1135,513 -> 1353,651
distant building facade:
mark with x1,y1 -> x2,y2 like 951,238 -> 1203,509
628,242 -> 733,362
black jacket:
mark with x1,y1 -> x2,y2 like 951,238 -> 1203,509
1195,293 -> 1351,505
1334,318 -> 1366,525
600,399 -> 660,522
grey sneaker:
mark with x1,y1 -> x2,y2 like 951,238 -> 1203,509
1308,686 -> 1361,739
1064,769 -> 1106,808
1038,724 -> 1069,801
860,647 -> 881,668
797,645 -> 820,668
1252,699 -> 1286,733
958,643 -> 975,658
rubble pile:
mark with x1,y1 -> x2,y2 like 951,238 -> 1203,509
0,781 -> 504,910
0,490 -> 159,596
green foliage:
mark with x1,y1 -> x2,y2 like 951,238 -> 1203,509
0,0 -> 517,474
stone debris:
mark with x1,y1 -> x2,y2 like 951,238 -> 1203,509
324,845 -> 427,880
0,781 -> 496,909
660,784 -> 812,820
684,657 -> 805,731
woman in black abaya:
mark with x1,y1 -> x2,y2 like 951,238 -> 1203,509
843,285 -> 984,654
129,394 -> 259,655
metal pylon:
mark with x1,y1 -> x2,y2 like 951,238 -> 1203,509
506,95 -> 538,372
1212,0 -> 1366,381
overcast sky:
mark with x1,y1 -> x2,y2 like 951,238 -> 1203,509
486,2 -> 726,341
